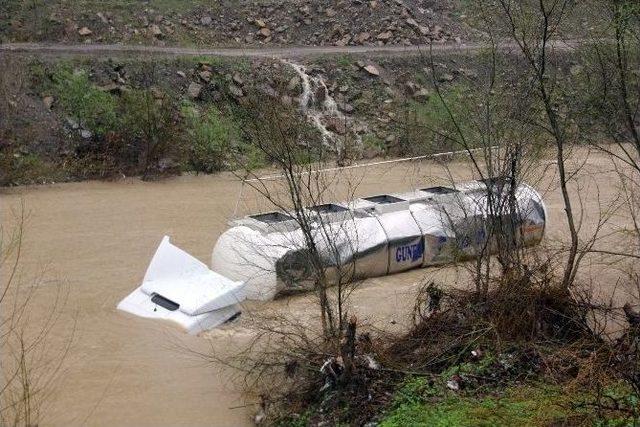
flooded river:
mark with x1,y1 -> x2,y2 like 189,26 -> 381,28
0,151 -> 630,426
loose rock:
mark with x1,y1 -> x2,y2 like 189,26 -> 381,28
413,88 -> 430,102
258,27 -> 271,38
66,117 -> 79,129
42,96 -> 54,110
356,32 -> 371,44
338,102 -> 354,113
187,82 -> 202,99
438,73 -> 455,83
325,117 -> 347,135
228,83 -> 244,98
287,76 -> 301,92
232,73 -> 244,86
198,70 -> 212,82
150,24 -> 163,38
97,12 -> 109,24
377,31 -> 393,41
363,64 -> 380,76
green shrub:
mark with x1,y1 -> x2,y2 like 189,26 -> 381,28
191,55 -> 224,68
183,103 -> 238,173
362,133 -> 386,153
336,55 -> 354,68
0,148 -> 59,186
238,142 -> 266,171
52,68 -> 118,137
120,89 -> 183,177
397,83 -> 473,156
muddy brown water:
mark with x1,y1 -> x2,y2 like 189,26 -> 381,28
0,150 -> 631,426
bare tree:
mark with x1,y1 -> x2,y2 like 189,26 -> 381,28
582,3 -> 640,408
485,0 -> 585,289
0,205 -> 73,426
581,0 -> 640,265
400,33 -> 548,300
0,54 -> 26,186
585,0 -> 640,172
230,94 -> 365,355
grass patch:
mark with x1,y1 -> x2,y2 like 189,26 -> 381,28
381,379 -> 587,427
393,83 -> 477,156
362,133 -> 386,153
183,101 -> 266,172
336,55 -> 354,68
191,55 -> 226,69
275,409 -> 312,427
0,153 -> 63,186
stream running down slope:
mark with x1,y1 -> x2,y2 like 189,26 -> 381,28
285,61 -> 354,157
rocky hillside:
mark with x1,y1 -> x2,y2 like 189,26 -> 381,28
1,0 -> 474,46
1,50 -> 496,185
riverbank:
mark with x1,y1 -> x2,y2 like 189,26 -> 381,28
1,148 -> 631,424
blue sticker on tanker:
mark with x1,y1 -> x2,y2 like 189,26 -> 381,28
395,239 -> 424,263
459,228 -> 487,249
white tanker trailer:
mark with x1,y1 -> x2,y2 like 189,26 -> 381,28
118,178 -> 547,333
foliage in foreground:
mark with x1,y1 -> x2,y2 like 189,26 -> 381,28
264,264 -> 640,426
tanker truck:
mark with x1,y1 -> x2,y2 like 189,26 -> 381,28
118,178 -> 547,334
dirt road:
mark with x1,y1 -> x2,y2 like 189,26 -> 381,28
0,149 -> 630,426
0,40 -> 582,59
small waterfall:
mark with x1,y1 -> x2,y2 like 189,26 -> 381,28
284,61 -> 347,154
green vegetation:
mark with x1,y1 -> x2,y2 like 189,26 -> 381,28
190,55 -> 226,69
275,410 -> 312,427
381,381 -> 583,427
53,68 -> 118,137
183,103 -> 237,173
381,374 -> 640,427
0,152 -> 62,186
120,89 -> 183,177
362,133 -> 386,153
24,63 -> 262,180
398,83 -> 475,155
336,55 -> 354,68
378,353 -> 589,427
